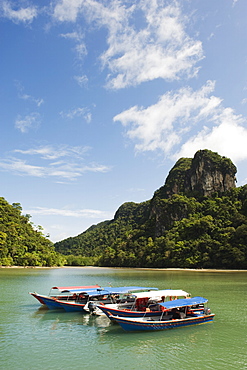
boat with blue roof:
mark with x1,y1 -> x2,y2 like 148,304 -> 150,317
54,286 -> 158,312
29,285 -> 158,312
107,296 -> 215,331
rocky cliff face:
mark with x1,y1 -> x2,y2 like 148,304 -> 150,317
150,149 -> 237,236
109,150 -> 237,237
155,149 -> 236,199
184,150 -> 236,197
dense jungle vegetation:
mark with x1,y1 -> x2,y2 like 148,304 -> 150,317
55,150 -> 247,269
55,187 -> 247,269
0,197 -> 65,266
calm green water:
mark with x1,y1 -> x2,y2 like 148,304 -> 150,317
0,267 -> 246,370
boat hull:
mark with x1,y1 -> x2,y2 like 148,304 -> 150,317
29,292 -> 46,305
29,293 -> 65,309
98,304 -> 162,318
111,314 -> 215,331
57,301 -> 86,312
30,293 -> 88,312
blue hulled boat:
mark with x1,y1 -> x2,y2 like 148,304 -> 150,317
107,297 -> 215,331
30,285 -> 158,312
56,286 -> 158,312
29,285 -> 101,309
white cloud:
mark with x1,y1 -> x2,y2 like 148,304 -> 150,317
60,30 -> 87,59
174,111 -> 247,164
15,145 -> 91,160
1,1 -> 37,23
19,93 -> 44,107
74,42 -> 87,59
15,81 -> 44,107
15,113 -> 40,133
53,0 -> 84,22
74,74 -> 88,87
102,1 -> 203,89
0,145 -> 111,180
114,81 -> 219,151
60,107 -> 92,123
114,80 -> 247,163
23,206 -> 111,219
207,32 -> 214,41
60,31 -> 82,41
0,157 -> 110,180
21,95 -> 44,107
0,158 -> 45,177
52,0 -> 203,89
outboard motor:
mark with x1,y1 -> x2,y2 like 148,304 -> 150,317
204,307 -> 211,315
88,301 -> 97,315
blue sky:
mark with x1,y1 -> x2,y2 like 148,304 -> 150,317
1,0 -> 247,242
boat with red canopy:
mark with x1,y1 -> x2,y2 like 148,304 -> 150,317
29,285 -> 100,308
29,285 -> 158,311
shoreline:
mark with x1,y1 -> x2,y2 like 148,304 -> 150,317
0,265 -> 247,272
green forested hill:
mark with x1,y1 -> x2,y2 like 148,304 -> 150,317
55,150 -> 247,269
0,197 -> 64,266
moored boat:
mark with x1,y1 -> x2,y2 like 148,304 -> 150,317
84,286 -> 160,315
29,285 -> 100,309
97,289 -> 190,318
56,286 -> 158,312
108,296 -> 215,331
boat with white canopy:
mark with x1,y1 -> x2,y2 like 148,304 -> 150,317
95,289 -> 190,317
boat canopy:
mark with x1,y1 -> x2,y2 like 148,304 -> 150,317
103,286 -> 158,294
50,285 -> 158,296
132,289 -> 190,300
79,289 -> 110,297
159,296 -> 208,310
82,286 -> 158,297
50,285 -> 100,292
58,288 -> 101,293
50,285 -> 156,294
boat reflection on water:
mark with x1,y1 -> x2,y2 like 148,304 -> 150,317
83,314 -> 112,328
30,307 -> 112,329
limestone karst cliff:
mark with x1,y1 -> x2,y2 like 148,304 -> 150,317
154,149 -> 236,199
150,149 -> 237,237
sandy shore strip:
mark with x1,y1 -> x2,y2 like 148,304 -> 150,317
1,265 -> 246,272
